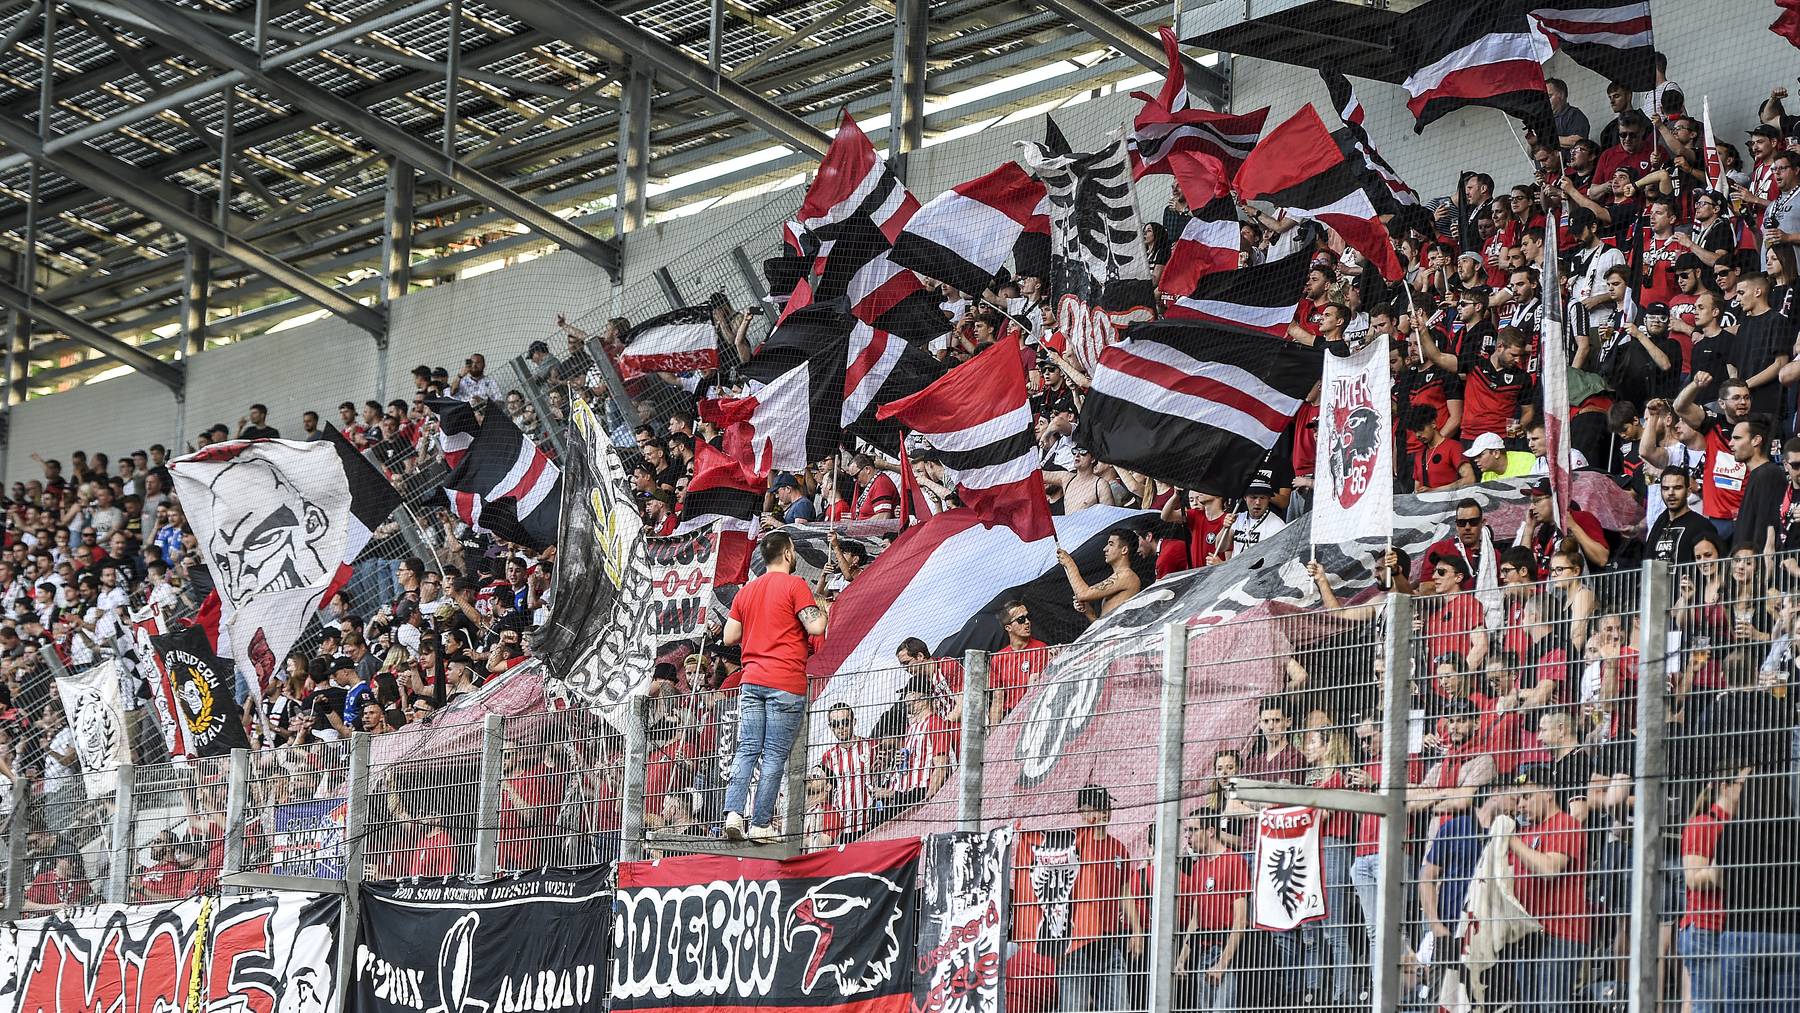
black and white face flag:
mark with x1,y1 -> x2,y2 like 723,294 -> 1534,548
1017,132 -> 1157,376
914,830 -> 1012,1013
355,867 -> 612,1013
170,436 -> 396,688
1252,807 -> 1327,931
1313,338 -> 1392,563
54,659 -> 130,799
534,399 -> 656,728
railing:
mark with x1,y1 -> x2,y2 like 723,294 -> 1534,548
14,548 -> 1800,1009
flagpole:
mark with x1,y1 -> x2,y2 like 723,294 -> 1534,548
1498,109 -> 1537,171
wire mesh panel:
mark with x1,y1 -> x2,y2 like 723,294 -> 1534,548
364,742 -> 485,881
18,770 -> 108,908
241,738 -> 351,879
126,756 -> 230,903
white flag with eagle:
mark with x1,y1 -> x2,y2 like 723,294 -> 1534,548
1312,338 -> 1392,567
1253,806 -> 1328,930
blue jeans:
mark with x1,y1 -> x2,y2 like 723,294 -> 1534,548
1349,851 -> 1382,943
1186,941 -> 1236,1012
722,683 -> 805,828
1680,926 -> 1724,1012
1720,929 -> 1800,1011
1300,836 -> 1356,1001
1058,938 -> 1125,1012
1514,933 -> 1581,1010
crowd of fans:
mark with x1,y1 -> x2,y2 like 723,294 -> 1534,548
8,43 -> 1800,1013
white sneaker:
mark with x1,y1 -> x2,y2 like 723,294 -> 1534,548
722,812 -> 746,841
747,824 -> 779,843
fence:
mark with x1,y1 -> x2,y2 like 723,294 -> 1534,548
12,551 -> 1800,1010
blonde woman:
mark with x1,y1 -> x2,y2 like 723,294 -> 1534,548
1299,710 -> 1358,1006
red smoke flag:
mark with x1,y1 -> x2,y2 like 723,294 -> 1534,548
877,336 -> 1055,543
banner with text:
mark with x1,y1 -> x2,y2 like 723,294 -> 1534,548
646,527 -> 719,645
914,829 -> 1010,1013
353,867 -> 612,1013
0,891 -> 340,1013
613,837 -> 922,1013
1252,806 -> 1327,931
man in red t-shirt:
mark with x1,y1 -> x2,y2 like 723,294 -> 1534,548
849,454 -> 900,519
721,531 -> 829,841
1421,556 -> 1488,669
1405,407 -> 1475,491
1177,810 -> 1249,1010
989,599 -> 1050,724
1506,764 -> 1590,1006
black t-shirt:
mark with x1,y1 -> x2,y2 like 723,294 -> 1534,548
1688,333 -> 1730,404
239,424 -> 280,440
1734,460 -> 1787,552
1731,309 -> 1792,415
1646,508 -> 1719,563
309,685 -> 349,729
1596,329 -> 1679,408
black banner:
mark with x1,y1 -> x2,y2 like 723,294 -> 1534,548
612,838 -> 923,1013
353,867 -> 612,1013
150,622 -> 251,756
914,831 -> 1010,1013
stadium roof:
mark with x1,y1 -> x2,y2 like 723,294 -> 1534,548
0,0 -> 1222,395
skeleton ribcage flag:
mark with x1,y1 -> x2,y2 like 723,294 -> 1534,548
169,435 -> 400,690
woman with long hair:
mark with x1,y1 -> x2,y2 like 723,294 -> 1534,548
1679,767 -> 1746,1012
1299,709 -> 1358,1006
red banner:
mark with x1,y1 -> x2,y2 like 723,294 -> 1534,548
613,838 -> 922,1013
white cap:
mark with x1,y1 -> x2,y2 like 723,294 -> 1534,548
1463,432 -> 1506,458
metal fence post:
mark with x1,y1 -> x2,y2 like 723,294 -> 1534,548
107,763 -> 135,904
1374,592 -> 1414,1013
474,713 -> 506,879
1147,622 -> 1190,1013
222,749 -> 249,894
332,733 -> 372,1013
510,354 -> 567,458
621,696 -> 649,862
957,650 -> 989,833
1629,561 -> 1672,1010
3,775 -> 26,918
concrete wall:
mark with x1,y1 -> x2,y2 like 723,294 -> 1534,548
4,0 -> 1778,483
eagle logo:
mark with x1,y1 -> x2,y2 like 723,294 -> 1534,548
783,873 -> 906,996
1327,374 -> 1383,510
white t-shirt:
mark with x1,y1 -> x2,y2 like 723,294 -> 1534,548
1231,511 -> 1288,553
43,727 -> 78,781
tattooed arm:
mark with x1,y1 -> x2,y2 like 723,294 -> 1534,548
797,604 -> 828,636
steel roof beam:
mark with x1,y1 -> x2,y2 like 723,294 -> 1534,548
0,276 -> 183,392
485,0 -> 833,158
92,0 -> 621,279
1032,0 -> 1228,107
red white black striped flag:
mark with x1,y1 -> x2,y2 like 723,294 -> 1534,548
618,306 -> 719,374
427,396 -> 479,469
1233,105 -> 1406,281
675,436 -> 761,584
1076,319 -> 1321,496
1528,1 -> 1654,91
443,411 -> 561,550
1320,70 -> 1419,211
797,112 -> 918,241
1165,244 -> 1313,337
890,162 -> 1047,297
1396,0 -> 1556,134
1159,215 -> 1241,298
1129,27 -> 1268,204
877,336 -> 1054,543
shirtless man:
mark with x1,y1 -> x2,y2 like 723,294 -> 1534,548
1044,446 -> 1115,513
1059,528 -> 1143,621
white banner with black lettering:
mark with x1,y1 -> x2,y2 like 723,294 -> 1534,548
1252,806 -> 1327,931
914,829 -> 1011,1013
1313,338 -> 1391,566
646,527 -> 720,645
53,659 -> 131,799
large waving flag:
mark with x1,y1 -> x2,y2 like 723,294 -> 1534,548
891,163 -> 1047,297
877,336 -> 1054,543
1166,244 -> 1313,337
169,433 -> 401,689
1129,26 -> 1268,205
1528,1 -> 1654,91
619,307 -> 720,374
676,437 -> 763,585
1234,105 -> 1405,282
1077,318 -> 1321,495
1319,70 -> 1419,212
442,411 -> 562,550
1395,0 -> 1555,134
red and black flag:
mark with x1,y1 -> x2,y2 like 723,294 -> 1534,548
1159,212 -> 1241,298
675,436 -> 762,584
890,162 -> 1047,297
1778,0 -> 1800,50
1077,318 -> 1321,496
1528,1 -> 1654,90
148,619 -> 251,757
877,336 -> 1054,543
1395,0 -> 1556,135
426,396 -> 480,469
1129,26 -> 1268,205
1319,70 -> 1419,213
1233,105 -> 1406,281
619,306 -> 720,374
612,839 -> 922,1013
443,411 -> 562,550
1165,244 -> 1313,337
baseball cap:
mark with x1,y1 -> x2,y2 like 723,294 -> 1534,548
1245,479 -> 1274,495
1514,762 -> 1558,788
771,474 -> 799,491
1749,124 -> 1783,141
1463,432 -> 1507,458
1525,479 -> 1551,497
527,339 -> 551,356
1455,250 -> 1483,265
1644,302 -> 1671,318
1441,698 -> 1479,718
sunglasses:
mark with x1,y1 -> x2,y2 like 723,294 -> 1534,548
1454,517 -> 1481,527
1434,568 -> 1459,577
1007,614 -> 1032,625
829,718 -> 853,729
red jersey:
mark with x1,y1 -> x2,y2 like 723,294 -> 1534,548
1188,850 -> 1250,932
1422,592 -> 1484,661
409,827 -> 460,878
852,474 -> 900,519
1415,438 -> 1467,490
1680,805 -> 1730,932
820,737 -> 876,837
1699,413 -> 1747,521
991,641 -> 1051,714
1511,809 -> 1589,942
1594,143 -> 1663,185
1639,232 -> 1685,306
1292,402 -> 1319,480
1460,357 -> 1533,441
728,571 -> 816,694
1156,507 -> 1230,580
